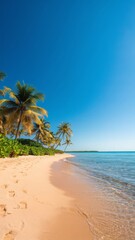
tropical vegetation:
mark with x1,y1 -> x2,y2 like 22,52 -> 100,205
0,72 -> 72,157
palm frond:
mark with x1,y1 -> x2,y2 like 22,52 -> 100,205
0,90 -> 4,96
0,99 -> 19,108
32,92 -> 44,101
29,106 -> 48,116
3,86 -> 11,94
9,92 -> 20,104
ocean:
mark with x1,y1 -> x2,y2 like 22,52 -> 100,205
68,152 -> 135,240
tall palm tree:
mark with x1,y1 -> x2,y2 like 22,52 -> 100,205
55,122 -> 72,149
0,81 -> 47,138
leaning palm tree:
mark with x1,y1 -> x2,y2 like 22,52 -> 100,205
33,118 -> 51,143
0,81 -> 47,138
53,136 -> 61,149
55,122 -> 72,149
43,132 -> 56,147
41,132 -> 55,147
63,137 -> 72,151
33,118 -> 55,147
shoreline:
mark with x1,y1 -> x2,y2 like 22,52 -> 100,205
48,158 -> 103,240
1,153 -> 134,239
48,156 -> 135,240
0,154 -> 73,240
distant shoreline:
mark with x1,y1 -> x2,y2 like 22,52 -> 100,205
66,150 -> 135,153
66,150 -> 99,153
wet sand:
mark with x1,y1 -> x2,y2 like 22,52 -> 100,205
46,158 -> 135,240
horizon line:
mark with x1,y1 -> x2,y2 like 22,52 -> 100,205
66,150 -> 135,152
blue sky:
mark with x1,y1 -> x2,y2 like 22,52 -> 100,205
0,0 -> 135,151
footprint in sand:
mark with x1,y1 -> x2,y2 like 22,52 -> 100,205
0,204 -> 7,216
22,189 -> 27,194
3,230 -> 15,240
1,184 -> 8,189
14,180 -> 19,184
18,201 -> 27,209
2,167 -> 7,170
20,171 -> 27,176
8,191 -> 15,197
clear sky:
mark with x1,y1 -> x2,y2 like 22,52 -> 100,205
0,0 -> 135,151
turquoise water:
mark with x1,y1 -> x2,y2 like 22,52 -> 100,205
68,152 -> 135,240
69,152 -> 135,198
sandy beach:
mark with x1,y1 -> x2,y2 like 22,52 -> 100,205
0,154 -> 75,240
0,152 -> 134,240
0,153 -> 95,240
48,156 -> 135,240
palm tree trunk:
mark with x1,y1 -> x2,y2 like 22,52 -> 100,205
54,142 -> 60,150
54,133 -> 62,149
55,134 -> 65,150
15,111 -> 23,139
64,145 -> 68,152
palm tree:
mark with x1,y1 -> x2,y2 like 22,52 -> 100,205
33,118 -> 51,143
63,138 -> 72,151
0,81 -> 47,138
55,122 -> 72,149
53,136 -> 61,149
44,132 -> 55,147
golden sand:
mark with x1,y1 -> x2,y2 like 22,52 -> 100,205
0,154 -> 73,240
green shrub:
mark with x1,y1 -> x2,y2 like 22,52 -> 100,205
0,135 -> 63,158
0,135 -> 21,158
54,149 -> 63,154
19,145 -> 30,156
17,138 -> 43,147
